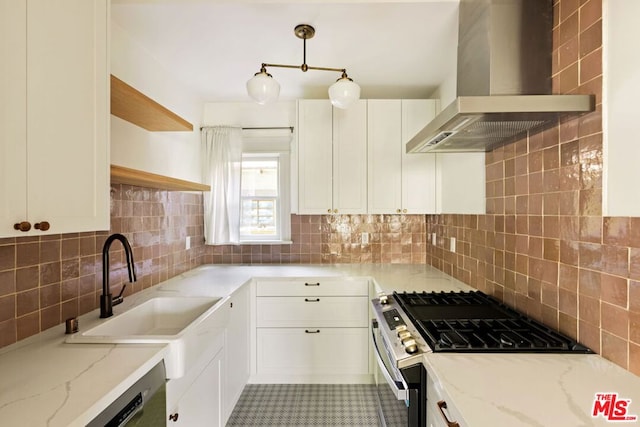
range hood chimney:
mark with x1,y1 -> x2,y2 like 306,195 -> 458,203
406,0 -> 595,153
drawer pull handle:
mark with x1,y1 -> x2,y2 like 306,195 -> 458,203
305,329 -> 320,334
305,282 -> 320,286
169,413 -> 179,422
437,400 -> 460,427
305,298 -> 320,302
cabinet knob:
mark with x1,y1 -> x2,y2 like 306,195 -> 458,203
35,221 -> 50,231
333,209 -> 338,214
13,221 -> 31,232
396,209 -> 401,213
327,209 -> 332,213
169,413 -> 179,422
403,209 -> 407,214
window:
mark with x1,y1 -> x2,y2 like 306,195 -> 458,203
240,154 -> 291,242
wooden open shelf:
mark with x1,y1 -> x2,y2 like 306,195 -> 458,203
110,75 -> 194,132
111,165 -> 210,192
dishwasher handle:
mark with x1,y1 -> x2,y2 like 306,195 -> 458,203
371,319 -> 409,400
108,392 -> 144,427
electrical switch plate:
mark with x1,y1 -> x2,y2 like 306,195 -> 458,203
431,233 -> 437,245
450,237 -> 456,253
362,232 -> 369,245
185,236 -> 191,250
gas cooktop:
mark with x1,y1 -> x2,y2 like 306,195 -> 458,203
393,291 -> 592,353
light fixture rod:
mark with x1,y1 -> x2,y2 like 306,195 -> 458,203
247,24 -> 360,109
262,62 -> 346,74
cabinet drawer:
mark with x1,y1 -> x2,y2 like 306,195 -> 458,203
256,296 -> 368,327
256,327 -> 369,375
256,278 -> 368,297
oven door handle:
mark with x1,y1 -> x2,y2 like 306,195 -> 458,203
371,320 -> 409,401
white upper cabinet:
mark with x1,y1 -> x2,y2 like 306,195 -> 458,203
297,100 -> 367,214
297,98 -> 484,215
0,0 -> 27,235
332,101 -> 368,214
435,153 -> 486,214
367,100 -> 402,214
603,0 -> 639,216
368,99 -> 438,214
402,100 -> 438,213
0,0 -> 109,237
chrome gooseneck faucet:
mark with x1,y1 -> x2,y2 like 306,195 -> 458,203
100,233 -> 137,318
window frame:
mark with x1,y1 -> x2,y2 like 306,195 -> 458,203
239,153 -> 291,244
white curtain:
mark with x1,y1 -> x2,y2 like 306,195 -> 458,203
201,126 -> 242,245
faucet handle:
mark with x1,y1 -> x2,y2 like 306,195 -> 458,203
113,284 -> 127,306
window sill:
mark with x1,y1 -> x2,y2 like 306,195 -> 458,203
239,240 -> 293,245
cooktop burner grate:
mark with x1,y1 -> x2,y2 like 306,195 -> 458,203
392,291 -> 592,353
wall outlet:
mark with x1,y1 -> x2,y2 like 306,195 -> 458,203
431,233 -> 437,245
450,237 -> 456,253
362,232 -> 369,245
185,236 -> 191,250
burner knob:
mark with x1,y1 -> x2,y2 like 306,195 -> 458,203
396,325 -> 408,334
402,338 -> 419,354
379,294 -> 389,305
398,330 -> 412,340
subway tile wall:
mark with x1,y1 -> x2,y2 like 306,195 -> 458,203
0,184 -> 205,348
426,0 -> 640,376
204,214 -> 426,264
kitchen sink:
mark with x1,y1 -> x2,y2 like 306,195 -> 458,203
66,296 -> 230,378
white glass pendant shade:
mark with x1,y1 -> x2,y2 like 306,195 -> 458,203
328,77 -> 361,109
246,71 -> 280,105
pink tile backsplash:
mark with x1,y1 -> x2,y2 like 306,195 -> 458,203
0,184 -> 205,347
425,0 -> 640,376
203,214 -> 426,265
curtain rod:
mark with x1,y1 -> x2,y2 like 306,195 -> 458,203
200,126 -> 293,133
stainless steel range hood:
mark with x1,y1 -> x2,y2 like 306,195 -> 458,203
406,0 -> 595,153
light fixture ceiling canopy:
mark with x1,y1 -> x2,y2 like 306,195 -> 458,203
246,24 -> 360,109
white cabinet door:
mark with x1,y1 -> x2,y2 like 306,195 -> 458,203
256,327 -> 369,379
297,100 -> 333,214
0,0 -> 109,237
26,0 -> 109,234
435,153 -> 486,214
0,0 -> 27,236
368,100 -> 402,214
168,348 -> 225,427
333,100 -> 368,214
401,100 -> 437,213
603,0 -> 640,216
298,100 -> 367,214
224,283 -> 250,425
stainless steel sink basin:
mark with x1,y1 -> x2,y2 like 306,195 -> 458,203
66,296 -> 229,378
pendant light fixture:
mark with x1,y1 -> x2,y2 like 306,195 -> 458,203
246,24 -> 360,109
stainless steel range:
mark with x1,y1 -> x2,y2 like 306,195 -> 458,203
371,290 -> 592,427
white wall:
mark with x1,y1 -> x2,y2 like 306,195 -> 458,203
203,102 -> 296,128
110,22 -> 203,183
428,64 -> 457,113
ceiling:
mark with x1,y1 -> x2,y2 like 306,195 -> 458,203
111,0 -> 460,102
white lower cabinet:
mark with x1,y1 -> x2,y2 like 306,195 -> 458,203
253,278 -> 371,384
224,283 -> 251,425
167,347 -> 225,427
256,327 -> 369,380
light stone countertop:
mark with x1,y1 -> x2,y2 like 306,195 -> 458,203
1,264 -> 639,426
424,353 -> 640,426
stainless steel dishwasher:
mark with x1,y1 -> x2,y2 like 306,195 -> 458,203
87,361 -> 166,427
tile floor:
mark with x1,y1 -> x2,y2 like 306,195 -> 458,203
226,384 -> 380,426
